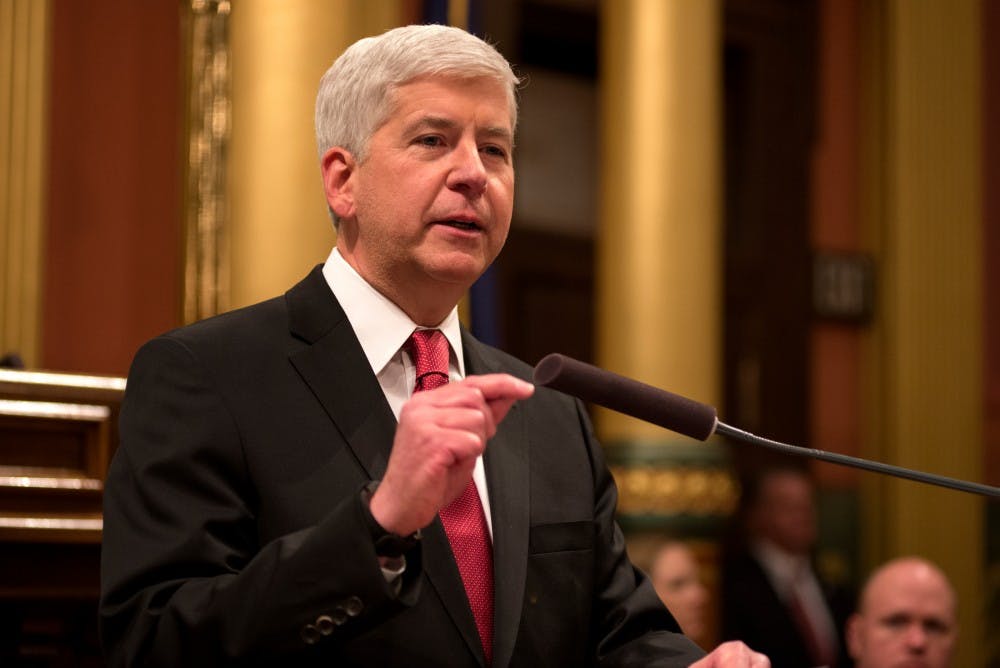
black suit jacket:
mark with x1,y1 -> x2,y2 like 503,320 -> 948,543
99,266 -> 704,667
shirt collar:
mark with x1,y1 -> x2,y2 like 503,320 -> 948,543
752,538 -> 810,595
321,247 -> 465,377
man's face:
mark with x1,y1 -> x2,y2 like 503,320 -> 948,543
847,563 -> 957,668
331,75 -> 514,314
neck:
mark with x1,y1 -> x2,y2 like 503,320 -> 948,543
384,281 -> 462,327
335,236 -> 470,327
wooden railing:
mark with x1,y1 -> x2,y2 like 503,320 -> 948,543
0,368 -> 125,664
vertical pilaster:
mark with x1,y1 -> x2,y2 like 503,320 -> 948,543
861,1 -> 984,664
0,0 -> 49,367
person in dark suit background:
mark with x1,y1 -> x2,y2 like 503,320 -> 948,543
99,24 -> 767,667
721,466 -> 854,667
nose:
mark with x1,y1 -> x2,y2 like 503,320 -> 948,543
903,622 -> 928,651
446,139 -> 488,196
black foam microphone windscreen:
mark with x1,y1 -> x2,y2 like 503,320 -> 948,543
532,353 -> 718,441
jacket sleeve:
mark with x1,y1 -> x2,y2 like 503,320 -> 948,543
99,336 -> 420,667
575,400 -> 707,667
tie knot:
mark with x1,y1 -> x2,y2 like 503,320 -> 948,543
408,329 -> 450,392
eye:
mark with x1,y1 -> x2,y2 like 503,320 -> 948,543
481,144 -> 509,161
923,619 -> 951,636
415,135 -> 445,148
882,614 -> 912,631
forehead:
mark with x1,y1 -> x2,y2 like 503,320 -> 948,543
386,76 -> 514,128
654,546 -> 697,576
756,472 -> 812,506
866,569 -> 955,621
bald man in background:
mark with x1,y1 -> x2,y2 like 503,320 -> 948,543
846,557 -> 958,668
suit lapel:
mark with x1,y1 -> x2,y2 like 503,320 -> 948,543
464,333 -> 530,668
286,267 -> 397,480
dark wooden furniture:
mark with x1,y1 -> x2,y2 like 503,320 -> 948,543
0,368 -> 125,666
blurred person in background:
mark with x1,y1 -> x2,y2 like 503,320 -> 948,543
721,466 -> 853,667
649,540 -> 712,649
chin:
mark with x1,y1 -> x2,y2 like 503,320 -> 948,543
424,256 -> 491,285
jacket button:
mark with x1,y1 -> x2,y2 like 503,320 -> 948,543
300,623 -> 321,645
330,608 -> 348,625
343,596 -> 364,617
316,615 -> 335,636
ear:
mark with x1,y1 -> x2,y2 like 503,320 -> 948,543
321,146 -> 358,220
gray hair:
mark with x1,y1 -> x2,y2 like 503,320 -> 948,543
315,24 -> 520,166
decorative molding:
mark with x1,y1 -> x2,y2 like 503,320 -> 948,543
0,468 -> 103,491
183,0 -> 232,323
0,399 -> 109,421
610,465 -> 738,517
0,368 -> 126,392
0,516 -> 101,531
604,440 -> 737,535
0,514 -> 103,544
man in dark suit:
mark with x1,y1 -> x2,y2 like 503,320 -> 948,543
721,467 -> 853,667
100,24 -> 767,667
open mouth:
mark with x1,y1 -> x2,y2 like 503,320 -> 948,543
438,220 -> 481,231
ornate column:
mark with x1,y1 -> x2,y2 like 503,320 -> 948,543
184,0 -> 232,323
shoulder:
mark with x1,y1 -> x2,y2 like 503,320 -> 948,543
137,265 -> 335,364
137,295 -> 288,365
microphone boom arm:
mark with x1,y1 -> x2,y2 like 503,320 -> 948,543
713,421 -> 1000,499
532,353 -> 1000,499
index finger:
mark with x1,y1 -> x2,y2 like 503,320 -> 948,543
460,374 -> 535,401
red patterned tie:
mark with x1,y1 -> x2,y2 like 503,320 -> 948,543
407,329 -> 494,663
787,574 -> 835,667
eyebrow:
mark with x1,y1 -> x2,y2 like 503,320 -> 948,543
404,115 -> 513,144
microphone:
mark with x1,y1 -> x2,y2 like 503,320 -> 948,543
532,352 -> 719,441
532,353 -> 1000,499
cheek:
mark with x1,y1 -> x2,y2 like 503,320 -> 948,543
490,176 -> 515,214
489,197 -> 514,243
